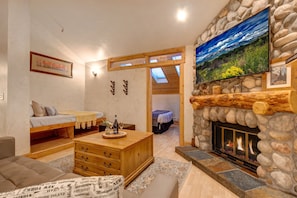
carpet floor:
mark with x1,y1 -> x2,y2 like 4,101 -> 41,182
48,154 -> 191,195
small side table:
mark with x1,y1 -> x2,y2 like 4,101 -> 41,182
122,123 -> 135,130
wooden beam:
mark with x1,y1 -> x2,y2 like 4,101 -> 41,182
189,90 -> 297,115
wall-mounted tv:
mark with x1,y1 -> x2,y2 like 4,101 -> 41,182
195,7 -> 270,84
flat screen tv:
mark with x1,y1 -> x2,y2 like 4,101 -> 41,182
195,7 -> 270,84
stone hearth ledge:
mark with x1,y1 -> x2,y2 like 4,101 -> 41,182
176,146 -> 295,198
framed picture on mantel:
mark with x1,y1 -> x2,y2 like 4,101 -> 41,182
263,56 -> 293,91
30,52 -> 73,78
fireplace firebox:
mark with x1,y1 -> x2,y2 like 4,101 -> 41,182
212,121 -> 260,172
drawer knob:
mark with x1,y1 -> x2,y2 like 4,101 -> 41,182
81,156 -> 88,161
104,151 -> 112,158
104,162 -> 112,168
80,146 -> 89,152
103,171 -> 111,176
80,165 -> 89,171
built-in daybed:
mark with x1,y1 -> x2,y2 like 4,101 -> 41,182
29,101 -> 105,158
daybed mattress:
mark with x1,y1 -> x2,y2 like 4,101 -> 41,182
30,111 -> 104,128
30,115 -> 76,128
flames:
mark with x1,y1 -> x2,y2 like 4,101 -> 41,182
233,136 -> 256,155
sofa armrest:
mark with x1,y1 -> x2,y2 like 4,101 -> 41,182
0,136 -> 15,159
140,174 -> 178,198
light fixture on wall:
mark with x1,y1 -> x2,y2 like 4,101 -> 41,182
92,71 -> 97,77
91,67 -> 100,77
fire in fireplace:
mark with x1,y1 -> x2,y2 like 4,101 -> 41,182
212,121 -> 260,172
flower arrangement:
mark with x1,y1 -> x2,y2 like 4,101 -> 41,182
101,120 -> 113,128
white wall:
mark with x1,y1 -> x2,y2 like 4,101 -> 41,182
85,61 -> 147,131
29,64 -> 85,111
152,94 -> 179,121
0,0 -> 31,155
30,13 -> 85,111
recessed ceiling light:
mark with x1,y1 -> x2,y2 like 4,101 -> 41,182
176,8 -> 187,22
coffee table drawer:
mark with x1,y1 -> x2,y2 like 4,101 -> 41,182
75,142 -> 120,159
75,160 -> 121,175
75,152 -> 121,170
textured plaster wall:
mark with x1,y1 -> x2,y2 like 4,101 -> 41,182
30,26 -> 85,110
85,61 -> 147,131
0,0 -> 31,155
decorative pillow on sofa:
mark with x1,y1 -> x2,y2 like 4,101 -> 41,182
0,175 -> 124,198
45,106 -> 58,116
32,100 -> 47,117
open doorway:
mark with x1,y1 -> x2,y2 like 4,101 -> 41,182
147,64 -> 184,145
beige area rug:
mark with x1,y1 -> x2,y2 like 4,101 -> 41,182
48,155 -> 191,195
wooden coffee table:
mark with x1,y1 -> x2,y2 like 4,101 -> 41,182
73,130 -> 154,186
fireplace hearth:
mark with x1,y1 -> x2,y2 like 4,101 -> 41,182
212,121 -> 260,172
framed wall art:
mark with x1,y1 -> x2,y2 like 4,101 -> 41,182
265,57 -> 291,90
30,52 -> 73,78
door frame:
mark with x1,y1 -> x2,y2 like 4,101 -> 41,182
146,64 -> 184,146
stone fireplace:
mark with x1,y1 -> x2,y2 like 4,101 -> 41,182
189,0 -> 297,196
190,90 -> 297,196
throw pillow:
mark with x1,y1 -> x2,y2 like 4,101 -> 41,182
32,100 -> 46,117
29,104 -> 34,117
45,106 -> 57,116
0,175 -> 124,198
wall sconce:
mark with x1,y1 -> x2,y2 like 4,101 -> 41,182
123,80 -> 128,95
92,71 -> 97,77
110,80 -> 115,95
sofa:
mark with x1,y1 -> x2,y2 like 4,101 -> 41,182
0,136 -> 178,198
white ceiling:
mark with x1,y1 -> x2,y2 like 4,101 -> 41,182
30,0 -> 229,64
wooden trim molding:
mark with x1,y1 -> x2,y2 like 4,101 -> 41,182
190,90 -> 297,115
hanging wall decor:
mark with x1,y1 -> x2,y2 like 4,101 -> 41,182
123,80 -> 128,95
110,80 -> 115,95
30,52 -> 73,78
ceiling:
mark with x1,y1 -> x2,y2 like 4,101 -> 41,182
30,0 -> 229,64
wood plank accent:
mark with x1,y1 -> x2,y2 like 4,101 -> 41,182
30,122 -> 75,138
108,47 -> 185,71
190,90 -> 297,115
27,141 -> 73,159
152,66 -> 179,94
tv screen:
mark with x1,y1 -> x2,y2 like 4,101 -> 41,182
196,7 -> 270,84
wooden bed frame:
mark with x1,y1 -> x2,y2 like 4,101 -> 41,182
28,117 -> 106,159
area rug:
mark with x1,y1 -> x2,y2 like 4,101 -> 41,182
48,155 -> 191,195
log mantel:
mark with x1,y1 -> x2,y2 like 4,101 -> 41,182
190,90 -> 297,115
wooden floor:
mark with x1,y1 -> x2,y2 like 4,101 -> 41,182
36,125 -> 238,198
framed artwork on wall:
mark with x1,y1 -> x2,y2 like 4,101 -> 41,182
30,52 -> 73,78
263,57 -> 292,90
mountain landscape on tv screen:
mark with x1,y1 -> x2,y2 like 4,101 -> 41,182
196,8 -> 269,84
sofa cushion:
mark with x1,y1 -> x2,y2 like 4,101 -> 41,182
0,156 -> 68,192
139,174 -> 178,198
0,176 -> 124,198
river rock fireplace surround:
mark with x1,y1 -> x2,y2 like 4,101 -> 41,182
190,90 -> 297,196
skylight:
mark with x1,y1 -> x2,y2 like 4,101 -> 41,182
172,55 -> 182,60
151,67 -> 168,83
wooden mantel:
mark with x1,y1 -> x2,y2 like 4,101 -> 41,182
190,90 -> 297,115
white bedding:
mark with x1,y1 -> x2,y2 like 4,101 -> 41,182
30,111 -> 104,128
157,111 -> 173,124
30,115 -> 76,128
